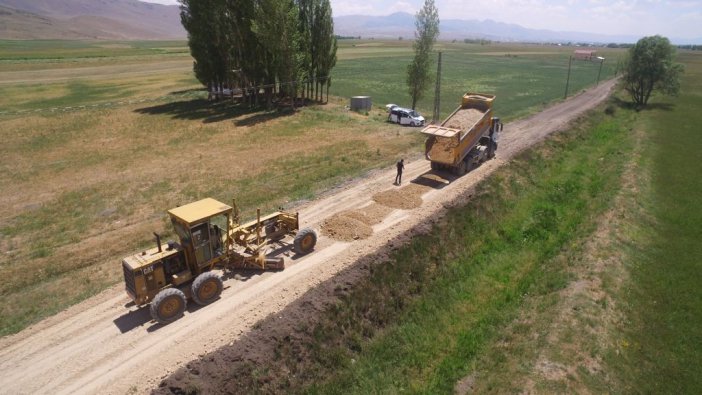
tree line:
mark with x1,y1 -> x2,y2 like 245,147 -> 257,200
179,0 -> 337,107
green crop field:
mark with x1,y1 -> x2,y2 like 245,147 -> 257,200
332,40 -> 620,121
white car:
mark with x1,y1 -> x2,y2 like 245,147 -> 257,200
387,105 -> 425,127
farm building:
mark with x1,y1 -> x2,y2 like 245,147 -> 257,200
574,49 -> 597,60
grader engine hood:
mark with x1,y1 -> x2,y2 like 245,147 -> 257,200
122,244 -> 180,305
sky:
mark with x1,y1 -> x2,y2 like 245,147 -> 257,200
142,0 -> 702,39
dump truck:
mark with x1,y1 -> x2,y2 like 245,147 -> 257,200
422,93 -> 503,175
121,198 -> 317,324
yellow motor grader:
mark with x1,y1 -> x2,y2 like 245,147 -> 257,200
121,198 -> 317,324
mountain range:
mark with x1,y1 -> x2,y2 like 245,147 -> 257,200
0,1 -> 698,44
0,0 -> 184,40
334,12 -> 699,45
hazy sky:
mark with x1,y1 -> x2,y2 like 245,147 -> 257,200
143,0 -> 702,39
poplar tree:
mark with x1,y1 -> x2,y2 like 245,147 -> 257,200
407,0 -> 439,110
314,0 -> 337,101
180,0 -> 231,92
179,0 -> 337,106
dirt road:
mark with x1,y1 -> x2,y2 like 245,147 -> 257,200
0,80 -> 616,395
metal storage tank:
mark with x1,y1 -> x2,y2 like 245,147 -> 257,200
350,96 -> 372,111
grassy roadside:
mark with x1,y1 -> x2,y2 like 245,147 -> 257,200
162,95 -> 631,393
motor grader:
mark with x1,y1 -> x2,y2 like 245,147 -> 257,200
121,198 -> 317,324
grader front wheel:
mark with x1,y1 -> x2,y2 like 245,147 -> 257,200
192,272 -> 223,306
150,288 -> 187,324
294,228 -> 317,255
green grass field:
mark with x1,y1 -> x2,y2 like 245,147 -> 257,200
0,40 -> 188,61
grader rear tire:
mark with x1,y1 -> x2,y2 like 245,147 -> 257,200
192,272 -> 223,306
150,288 -> 187,324
294,228 -> 317,255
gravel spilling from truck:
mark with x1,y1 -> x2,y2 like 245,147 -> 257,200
444,108 -> 486,130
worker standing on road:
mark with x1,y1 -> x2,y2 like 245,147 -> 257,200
395,159 -> 404,185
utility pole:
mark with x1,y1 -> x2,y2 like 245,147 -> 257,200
596,57 -> 605,86
564,55 -> 572,99
432,51 -> 442,124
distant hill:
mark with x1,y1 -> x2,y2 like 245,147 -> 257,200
0,0 -> 185,40
334,12 -> 699,45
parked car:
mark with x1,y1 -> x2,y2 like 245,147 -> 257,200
386,105 -> 425,127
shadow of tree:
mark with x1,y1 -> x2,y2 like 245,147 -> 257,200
169,88 -> 207,95
134,99 -> 297,126
610,96 -> 675,112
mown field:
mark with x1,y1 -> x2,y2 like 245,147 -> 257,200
0,40 -> 620,337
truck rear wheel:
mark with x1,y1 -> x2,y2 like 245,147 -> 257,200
150,288 -> 187,324
192,272 -> 223,306
454,160 -> 468,176
294,228 -> 317,254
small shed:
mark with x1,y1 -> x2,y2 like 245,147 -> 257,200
350,96 -> 372,111
574,50 -> 597,60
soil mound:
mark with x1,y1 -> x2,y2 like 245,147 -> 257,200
321,213 -> 373,241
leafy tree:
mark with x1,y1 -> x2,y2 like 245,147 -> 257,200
179,0 -> 337,107
623,35 -> 684,107
180,0 -> 231,91
314,0 -> 337,101
407,0 -> 439,110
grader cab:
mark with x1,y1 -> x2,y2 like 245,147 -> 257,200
121,198 -> 317,324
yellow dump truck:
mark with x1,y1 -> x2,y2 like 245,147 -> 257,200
121,198 -> 317,324
422,93 -> 503,175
